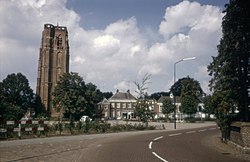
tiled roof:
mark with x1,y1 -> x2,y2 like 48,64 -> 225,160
109,90 -> 136,100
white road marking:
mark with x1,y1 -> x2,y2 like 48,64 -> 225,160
152,152 -> 168,162
208,128 -> 216,130
149,136 -> 163,149
169,133 -> 182,137
149,141 -> 153,149
186,131 -> 196,134
154,136 -> 163,141
198,129 -> 207,132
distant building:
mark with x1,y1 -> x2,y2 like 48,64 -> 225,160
157,96 -> 181,118
99,90 -> 137,119
36,24 -> 69,118
157,96 -> 208,121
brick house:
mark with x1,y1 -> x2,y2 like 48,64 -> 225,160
99,90 -> 137,119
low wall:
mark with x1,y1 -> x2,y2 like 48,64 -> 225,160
230,122 -> 250,153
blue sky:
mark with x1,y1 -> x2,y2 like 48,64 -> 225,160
0,0 -> 228,95
66,0 -> 226,30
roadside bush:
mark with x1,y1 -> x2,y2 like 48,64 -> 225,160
185,117 -> 205,123
135,124 -> 146,130
147,125 -> 156,130
83,120 -> 91,133
54,122 -> 63,134
110,124 -> 123,132
76,121 -> 83,132
124,124 -> 134,131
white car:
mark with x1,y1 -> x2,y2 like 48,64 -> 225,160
80,116 -> 92,122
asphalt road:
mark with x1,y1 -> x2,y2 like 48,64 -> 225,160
81,126 -> 246,162
0,123 -> 248,162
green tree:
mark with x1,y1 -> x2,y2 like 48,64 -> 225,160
0,73 -> 35,120
181,95 -> 198,116
84,82 -> 103,119
53,72 -> 104,124
102,92 -> 113,99
170,76 -> 204,99
210,91 -> 235,142
208,0 -> 250,122
134,73 -> 154,126
162,98 -> 175,121
150,92 -> 169,100
53,72 -> 87,126
170,77 -> 203,118
203,95 -> 216,119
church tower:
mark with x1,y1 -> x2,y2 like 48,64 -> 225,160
36,24 -> 69,117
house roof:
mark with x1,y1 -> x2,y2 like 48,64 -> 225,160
109,90 -> 136,101
98,98 -> 109,105
158,96 -> 181,103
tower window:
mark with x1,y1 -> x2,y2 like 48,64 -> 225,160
57,35 -> 62,49
57,52 -> 62,66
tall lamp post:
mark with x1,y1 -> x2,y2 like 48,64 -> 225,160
173,57 -> 196,129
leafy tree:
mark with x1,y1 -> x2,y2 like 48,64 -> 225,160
53,72 -> 104,125
53,72 -> 87,125
102,92 -> 113,99
83,82 -> 103,119
134,73 -> 154,125
170,76 -> 203,118
208,0 -> 250,122
170,76 -> 204,99
150,92 -> 169,100
0,73 -> 35,120
210,91 -> 236,142
203,95 -> 216,119
207,0 -> 250,142
181,95 -> 198,116
162,98 -> 175,121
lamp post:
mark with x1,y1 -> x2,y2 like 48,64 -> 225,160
173,57 -> 196,129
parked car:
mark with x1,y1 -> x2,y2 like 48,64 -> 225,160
80,116 -> 92,122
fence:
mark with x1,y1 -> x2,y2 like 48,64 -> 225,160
0,120 -> 49,139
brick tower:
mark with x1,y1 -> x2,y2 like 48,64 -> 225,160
36,24 -> 69,117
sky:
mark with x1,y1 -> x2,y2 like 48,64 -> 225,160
0,0 -> 228,95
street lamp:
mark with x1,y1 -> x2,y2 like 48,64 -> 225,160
173,57 -> 196,129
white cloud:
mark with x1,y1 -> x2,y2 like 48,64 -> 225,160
139,64 -> 162,75
159,0 -> 223,39
93,35 -> 120,57
114,81 -> 130,92
0,0 -> 224,95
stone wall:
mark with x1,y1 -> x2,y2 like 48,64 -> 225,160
230,122 -> 250,153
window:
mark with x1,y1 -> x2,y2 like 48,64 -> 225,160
122,103 -> 126,108
57,35 -> 62,49
117,103 -> 120,108
128,103 -> 132,108
159,106 -> 162,112
117,111 -> 120,116
57,52 -> 62,66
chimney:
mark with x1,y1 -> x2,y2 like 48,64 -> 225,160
116,89 -> 119,93
127,89 -> 130,93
